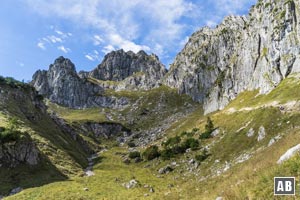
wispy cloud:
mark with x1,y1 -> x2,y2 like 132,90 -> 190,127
47,35 -> 63,43
102,45 -> 115,54
26,0 -> 200,59
37,42 -> 46,50
85,55 -> 95,61
26,0 -> 256,64
58,45 -> 71,53
93,35 -> 104,46
85,50 -> 100,61
16,61 -> 25,67
203,0 -> 256,27
36,27 -> 72,53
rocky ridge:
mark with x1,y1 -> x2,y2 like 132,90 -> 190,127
32,50 -> 166,109
164,0 -> 300,113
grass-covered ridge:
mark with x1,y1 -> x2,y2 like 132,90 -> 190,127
0,82 -> 90,195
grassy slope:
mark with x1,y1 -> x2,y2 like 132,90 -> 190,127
0,84 -> 89,195
5,74 -> 300,199
47,85 -> 199,132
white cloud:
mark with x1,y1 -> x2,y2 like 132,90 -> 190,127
25,0 -> 198,58
55,30 -> 63,35
108,33 -> 150,53
58,46 -> 71,53
47,35 -> 63,43
214,0 -> 256,14
37,28 -> 73,52
102,45 -> 115,54
85,50 -> 100,61
85,55 -> 95,61
27,0 -> 256,60
93,35 -> 104,46
37,42 -> 46,50
16,61 -> 25,67
206,20 -> 218,28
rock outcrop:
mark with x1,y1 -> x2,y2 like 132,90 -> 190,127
32,56 -> 129,108
32,50 -> 166,108
164,0 -> 300,113
277,144 -> 300,164
0,136 -> 39,168
79,122 -> 131,142
89,49 -> 166,84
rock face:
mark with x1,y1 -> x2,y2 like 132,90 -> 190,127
32,50 -> 166,108
79,122 -> 131,140
32,56 -> 103,108
32,56 -> 129,109
164,0 -> 300,114
0,137 -> 39,168
89,49 -> 167,89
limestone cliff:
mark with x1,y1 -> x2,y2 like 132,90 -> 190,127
164,0 -> 300,113
32,50 -> 166,108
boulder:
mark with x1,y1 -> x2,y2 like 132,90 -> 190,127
257,126 -> 266,141
124,179 -> 139,189
277,144 -> 300,164
158,165 -> 173,174
246,128 -> 255,137
10,187 -> 23,195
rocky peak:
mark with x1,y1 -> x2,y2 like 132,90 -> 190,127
89,49 -> 166,81
49,56 -> 78,78
164,0 -> 300,114
31,49 -> 167,108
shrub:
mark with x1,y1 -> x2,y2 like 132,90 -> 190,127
180,131 -> 188,137
200,117 -> 215,139
0,128 -> 21,144
162,136 -> 181,148
192,128 -> 199,133
8,117 -> 19,131
182,138 -> 200,150
128,151 -> 141,159
143,145 -> 160,161
205,116 -> 214,131
171,145 -> 186,154
186,132 -> 195,137
127,141 -> 136,148
195,149 -> 210,162
160,148 -> 174,160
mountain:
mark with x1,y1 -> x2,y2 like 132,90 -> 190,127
32,0 -> 300,115
31,50 -> 166,109
3,0 -> 300,199
88,49 -> 166,83
164,0 -> 300,113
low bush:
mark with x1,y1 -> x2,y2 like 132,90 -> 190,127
160,148 -> 174,160
195,149 -> 210,162
0,127 -> 21,144
162,136 -> 181,148
182,138 -> 200,150
128,151 -> 141,159
143,145 -> 160,161
127,141 -> 136,148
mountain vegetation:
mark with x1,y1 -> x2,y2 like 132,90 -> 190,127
1,0 -> 300,199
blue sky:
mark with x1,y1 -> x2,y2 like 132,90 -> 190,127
0,0 -> 257,81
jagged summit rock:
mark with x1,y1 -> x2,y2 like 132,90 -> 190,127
164,0 -> 300,114
32,56 -> 101,108
89,49 -> 166,82
31,50 -> 167,108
